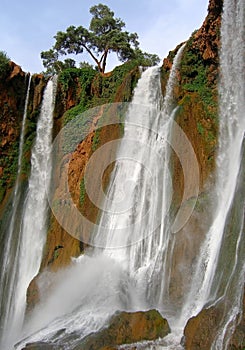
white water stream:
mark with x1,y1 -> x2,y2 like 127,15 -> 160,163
178,0 -> 245,338
16,48 -> 186,349
0,75 -> 31,349
0,77 -> 57,350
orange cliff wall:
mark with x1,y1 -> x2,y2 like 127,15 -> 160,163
0,63 -> 46,209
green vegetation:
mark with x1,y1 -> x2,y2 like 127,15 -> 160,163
0,50 -> 10,78
197,121 -> 205,136
168,32 -> 219,165
0,73 -> 45,203
92,129 -> 101,151
0,180 -> 6,203
0,140 -> 19,202
41,3 -> 159,74
160,31 -> 219,194
180,37 -> 218,121
53,249 -> 60,260
91,60 -> 139,101
59,67 -> 96,93
61,60 -> 140,125
133,49 -> 160,67
58,66 -> 97,124
0,113 -> 38,203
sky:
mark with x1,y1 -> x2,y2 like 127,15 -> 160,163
0,0 -> 209,73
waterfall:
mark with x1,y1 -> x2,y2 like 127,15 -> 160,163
93,45 -> 186,308
15,47 -> 185,349
12,1 -> 244,346
0,76 -> 57,350
179,0 -> 245,347
0,74 -> 31,348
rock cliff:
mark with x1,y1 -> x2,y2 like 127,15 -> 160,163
0,62 -> 26,204
0,64 -> 46,206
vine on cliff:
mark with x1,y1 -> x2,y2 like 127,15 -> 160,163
177,32 -> 218,162
180,39 -> 217,122
61,60 -> 140,125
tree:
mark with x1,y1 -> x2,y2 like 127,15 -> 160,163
134,49 -> 160,66
41,49 -> 76,74
79,61 -> 94,69
0,51 -> 10,78
41,4 -> 159,74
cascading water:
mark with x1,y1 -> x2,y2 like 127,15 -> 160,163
0,76 -> 57,350
15,47 -> 185,349
178,0 -> 245,347
0,74 -> 31,348
93,45 -> 186,308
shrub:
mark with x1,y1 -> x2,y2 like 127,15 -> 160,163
0,50 -> 10,78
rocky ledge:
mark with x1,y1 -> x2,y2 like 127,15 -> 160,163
21,309 -> 170,350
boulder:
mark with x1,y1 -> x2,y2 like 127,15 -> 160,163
75,309 -> 170,350
21,310 -> 170,350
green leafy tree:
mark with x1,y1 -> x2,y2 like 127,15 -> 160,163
79,61 -> 94,69
134,49 -> 160,66
41,49 -> 77,74
0,50 -> 10,78
41,4 -> 159,74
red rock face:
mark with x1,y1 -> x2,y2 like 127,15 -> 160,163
183,289 -> 245,350
192,0 -> 223,62
163,0 -> 223,71
0,62 -> 26,204
184,302 -> 228,350
0,62 -> 25,147
0,62 -> 46,206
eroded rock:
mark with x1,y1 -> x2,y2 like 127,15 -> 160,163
75,310 -> 170,350
21,310 -> 170,350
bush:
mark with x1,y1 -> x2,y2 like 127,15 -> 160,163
0,50 -> 10,78
80,177 -> 86,205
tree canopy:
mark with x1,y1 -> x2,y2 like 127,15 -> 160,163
41,4 -> 160,74
0,50 -> 10,78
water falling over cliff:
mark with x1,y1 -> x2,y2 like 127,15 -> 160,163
0,76 -> 57,350
0,74 -> 31,348
15,45 -> 186,349
180,0 -> 245,348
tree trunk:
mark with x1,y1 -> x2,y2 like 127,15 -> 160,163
102,50 -> 108,73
